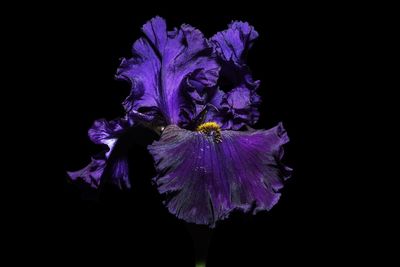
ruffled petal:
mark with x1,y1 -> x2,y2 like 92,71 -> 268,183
211,21 -> 258,65
208,21 -> 261,130
209,85 -> 261,130
148,123 -> 292,227
67,157 -> 105,189
67,117 -> 133,189
88,118 -> 129,145
116,16 -> 220,125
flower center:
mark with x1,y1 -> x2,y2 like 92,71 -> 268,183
196,122 -> 222,143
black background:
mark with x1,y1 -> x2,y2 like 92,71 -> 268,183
10,3 -> 385,266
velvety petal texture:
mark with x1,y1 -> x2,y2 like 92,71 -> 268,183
68,117 -> 132,189
116,16 -> 220,125
148,123 -> 292,227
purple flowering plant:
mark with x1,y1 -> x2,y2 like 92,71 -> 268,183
68,16 -> 292,228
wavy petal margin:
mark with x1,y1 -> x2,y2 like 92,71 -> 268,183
115,16 -> 220,125
148,123 -> 292,226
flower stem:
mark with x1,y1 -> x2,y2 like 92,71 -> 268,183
186,224 -> 212,267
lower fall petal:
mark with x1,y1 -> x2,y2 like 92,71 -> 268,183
148,123 -> 292,227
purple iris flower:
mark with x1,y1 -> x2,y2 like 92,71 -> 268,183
68,16 -> 292,227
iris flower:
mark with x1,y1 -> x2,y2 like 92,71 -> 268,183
68,16 -> 292,227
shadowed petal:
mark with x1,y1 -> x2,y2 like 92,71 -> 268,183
67,157 -> 105,189
207,21 -> 261,130
89,118 -> 129,145
67,117 -> 133,189
148,123 -> 292,227
210,86 -> 261,130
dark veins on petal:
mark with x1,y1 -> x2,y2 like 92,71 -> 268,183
148,123 -> 292,227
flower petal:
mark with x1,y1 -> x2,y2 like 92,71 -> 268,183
67,156 -> 105,189
88,118 -> 128,145
148,123 -> 292,227
209,86 -> 261,130
67,117 -> 133,189
211,21 -> 258,65
116,16 -> 220,125
208,21 -> 261,130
